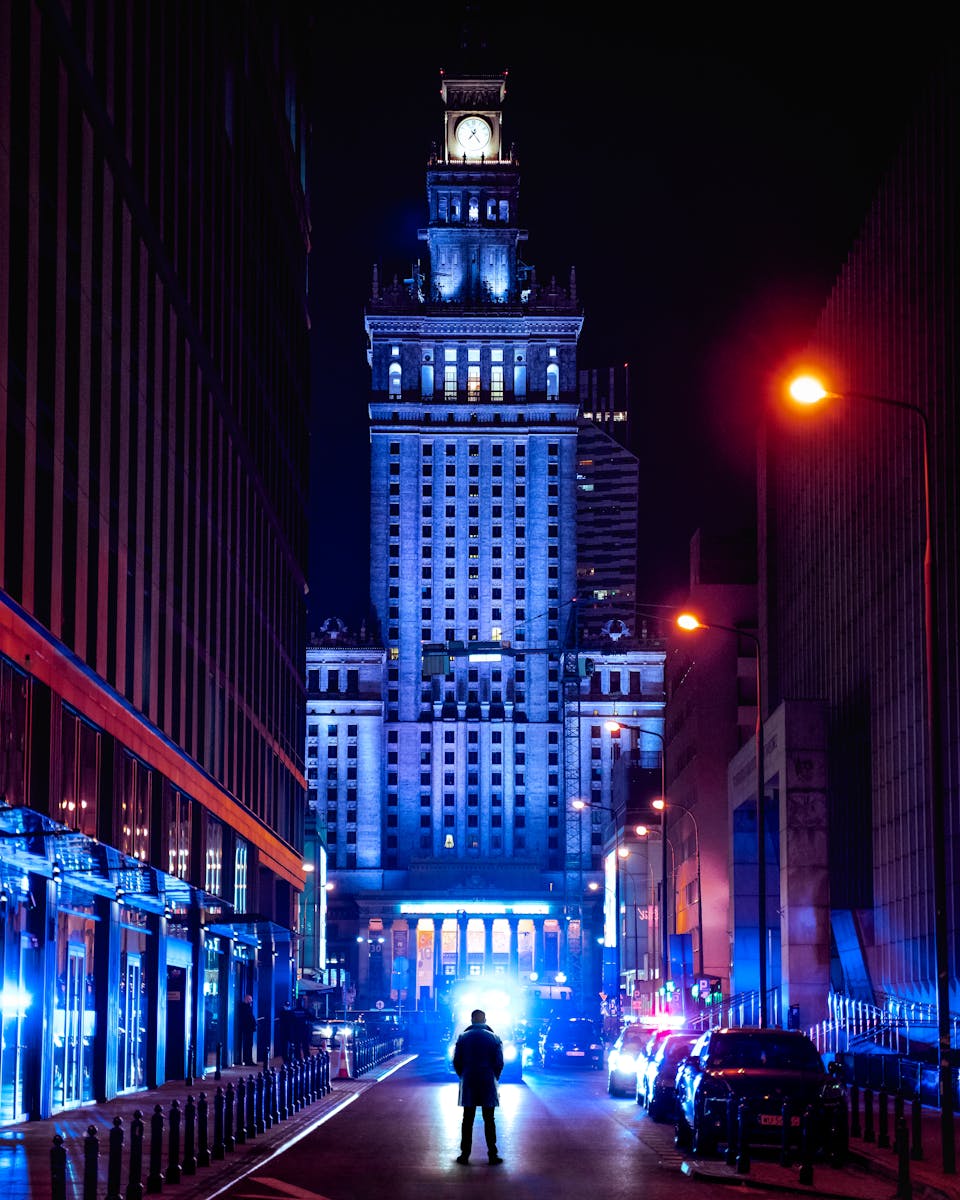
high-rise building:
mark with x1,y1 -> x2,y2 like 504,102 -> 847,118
306,68 -> 663,1025
759,64 -> 958,1030
0,2 -> 311,1121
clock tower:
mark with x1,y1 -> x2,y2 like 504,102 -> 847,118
422,72 -> 523,304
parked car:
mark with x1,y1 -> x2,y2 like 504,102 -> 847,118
674,1027 -> 848,1160
638,1032 -> 699,1119
634,1024 -> 688,1098
537,1017 -> 604,1069
606,1023 -> 652,1096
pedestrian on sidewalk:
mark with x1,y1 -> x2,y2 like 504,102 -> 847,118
452,1008 -> 504,1166
239,995 -> 256,1065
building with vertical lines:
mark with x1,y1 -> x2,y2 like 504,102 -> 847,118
0,0 -> 310,1122
304,67 -> 664,1026
758,63 -> 958,1027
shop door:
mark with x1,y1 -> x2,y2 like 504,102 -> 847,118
121,954 -> 145,1090
165,963 -> 191,1080
55,944 -> 86,1108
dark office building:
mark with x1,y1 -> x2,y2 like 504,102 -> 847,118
760,63 -> 958,1025
0,1 -> 311,1121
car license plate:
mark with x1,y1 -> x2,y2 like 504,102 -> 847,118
759,1114 -> 801,1127
566,1050 -> 585,1056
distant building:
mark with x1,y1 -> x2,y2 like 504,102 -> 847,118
303,68 -> 664,1021
0,4 -> 311,1122
664,528 -> 758,1000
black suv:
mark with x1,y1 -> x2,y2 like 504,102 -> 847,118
674,1027 -> 848,1161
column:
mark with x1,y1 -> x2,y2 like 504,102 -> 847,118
534,919 -> 546,977
483,918 -> 494,974
456,911 -> 469,979
508,917 -> 520,981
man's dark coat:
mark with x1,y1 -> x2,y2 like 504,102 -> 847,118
452,1021 -> 504,1107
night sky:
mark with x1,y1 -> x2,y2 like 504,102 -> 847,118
305,7 -> 948,634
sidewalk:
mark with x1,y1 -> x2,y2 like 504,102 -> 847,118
0,1054 -> 403,1200
2,1058 -> 958,1200
682,1099 -> 960,1200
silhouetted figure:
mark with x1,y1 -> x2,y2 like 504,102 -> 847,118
239,995 -> 256,1065
452,1009 -> 504,1165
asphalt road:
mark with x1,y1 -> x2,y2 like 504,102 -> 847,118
213,1049 -> 706,1200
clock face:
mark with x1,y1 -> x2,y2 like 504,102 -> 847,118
455,115 -> 492,155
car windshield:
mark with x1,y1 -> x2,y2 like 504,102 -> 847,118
661,1036 -> 698,1064
709,1034 -> 823,1071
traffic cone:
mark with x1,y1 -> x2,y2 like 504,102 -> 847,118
337,1043 -> 349,1079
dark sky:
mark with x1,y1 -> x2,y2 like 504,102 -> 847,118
305,7 -> 948,633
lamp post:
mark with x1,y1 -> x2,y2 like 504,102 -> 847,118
605,720 -> 669,1007
677,613 -> 767,1028
652,798 -> 703,983
787,374 -> 954,1174
571,798 -> 588,1012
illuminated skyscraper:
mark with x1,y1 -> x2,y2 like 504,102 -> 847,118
308,69 -> 664,1020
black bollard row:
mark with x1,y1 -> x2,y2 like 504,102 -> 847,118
166,1099 -> 182,1185
224,1081 -> 236,1153
51,1134 -> 67,1200
147,1104 -> 164,1193
797,1106 -> 814,1186
725,1095 -> 738,1166
779,1100 -> 792,1167
896,1115 -> 913,1199
893,1090 -> 905,1153
84,1125 -> 100,1200
245,1073 -> 256,1139
129,1110 -> 145,1200
849,1082 -> 862,1139
736,1100 -> 751,1174
235,1077 -> 246,1146
182,1094 -> 197,1176
910,1093 -> 923,1161
863,1086 -> 875,1143
197,1091 -> 211,1168
878,1088 -> 891,1149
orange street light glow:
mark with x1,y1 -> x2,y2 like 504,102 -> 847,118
652,798 -> 665,811
787,374 -> 830,405
677,613 -> 702,631
617,846 -> 630,859
604,720 -> 622,732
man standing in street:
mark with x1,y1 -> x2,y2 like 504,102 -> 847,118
452,1008 -> 504,1165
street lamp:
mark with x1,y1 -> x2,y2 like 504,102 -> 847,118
571,798 -> 589,1011
605,721 -> 669,1002
677,611 -> 768,1028
652,798 -> 703,984
786,372 -> 954,1174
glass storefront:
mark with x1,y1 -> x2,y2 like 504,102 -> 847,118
203,936 -> 224,1069
52,897 -> 97,1109
118,909 -> 150,1092
0,902 -> 33,1123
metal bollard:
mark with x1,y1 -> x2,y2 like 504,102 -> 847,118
185,1040 -> 195,1087
197,1092 -> 210,1168
146,1105 -> 164,1193
863,1086 -> 875,1142
235,1076 -> 246,1146
910,1093 -> 923,1160
736,1100 -> 751,1174
798,1106 -> 814,1186
51,1134 -> 67,1200
166,1100 -> 181,1185
849,1082 -> 861,1138
779,1099 -> 792,1167
278,1062 -> 288,1121
182,1094 -> 197,1175
84,1125 -> 100,1200
255,1070 -> 265,1133
212,1087 -> 225,1161
878,1088 -> 890,1149
893,1091 -> 905,1153
127,1110 -> 145,1200
263,1069 -> 273,1130
215,1042 -> 223,1081
895,1115 -> 913,1199
224,1082 -> 236,1153
106,1116 -> 125,1200
245,1073 -> 257,1139
725,1095 -> 738,1166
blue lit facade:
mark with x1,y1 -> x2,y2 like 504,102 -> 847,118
306,71 -> 665,1023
